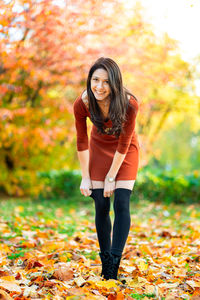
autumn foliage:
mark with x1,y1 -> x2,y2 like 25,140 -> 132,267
0,198 -> 200,298
0,0 -> 122,196
0,0 -> 198,196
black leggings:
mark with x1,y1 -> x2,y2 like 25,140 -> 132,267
90,188 -> 131,256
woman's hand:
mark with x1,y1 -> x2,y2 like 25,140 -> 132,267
80,177 -> 92,197
103,177 -> 115,197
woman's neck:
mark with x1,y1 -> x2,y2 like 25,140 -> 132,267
96,97 -> 110,107
97,99 -> 110,120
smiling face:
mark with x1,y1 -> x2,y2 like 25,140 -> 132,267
90,68 -> 111,102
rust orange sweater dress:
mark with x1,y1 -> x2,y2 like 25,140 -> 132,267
73,93 -> 139,181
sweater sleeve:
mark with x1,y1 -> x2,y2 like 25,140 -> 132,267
73,95 -> 89,151
116,97 -> 139,154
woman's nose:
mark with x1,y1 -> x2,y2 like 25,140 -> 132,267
97,81 -> 103,89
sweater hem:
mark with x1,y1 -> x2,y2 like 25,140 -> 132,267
90,177 -> 137,181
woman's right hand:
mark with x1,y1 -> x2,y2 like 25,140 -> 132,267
80,177 -> 92,197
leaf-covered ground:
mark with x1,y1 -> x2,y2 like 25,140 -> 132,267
0,196 -> 200,299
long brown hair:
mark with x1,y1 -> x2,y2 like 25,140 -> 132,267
86,57 -> 137,137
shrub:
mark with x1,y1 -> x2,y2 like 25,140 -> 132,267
133,167 -> 200,204
37,167 -> 200,203
37,169 -> 81,199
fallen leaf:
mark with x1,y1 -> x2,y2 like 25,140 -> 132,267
25,258 -> 43,269
157,282 -> 180,289
0,289 -> 13,300
23,285 -> 38,297
121,265 -> 136,273
116,291 -> 125,299
0,281 -> 21,293
126,276 -> 149,288
74,276 -> 86,287
144,284 -> 156,294
0,271 -> 11,277
186,280 -> 200,288
53,263 -> 74,281
135,259 -> 148,272
174,266 -> 187,277
95,279 -> 118,289
0,277 -> 15,282
139,244 -> 153,256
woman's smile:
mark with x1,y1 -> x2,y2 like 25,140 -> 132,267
96,91 -> 105,94
95,91 -> 106,96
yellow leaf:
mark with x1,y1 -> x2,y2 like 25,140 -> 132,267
135,258 -> 148,272
95,279 -> 118,288
139,244 -> 152,256
173,267 -> 187,277
127,276 -> 149,288
41,241 -> 66,252
15,206 -> 24,213
127,278 -> 141,288
186,280 -> 200,288
0,276 -> 15,281
190,210 -> 196,218
69,208 -> 75,214
74,276 -> 86,287
0,244 -> 11,254
138,276 -> 150,284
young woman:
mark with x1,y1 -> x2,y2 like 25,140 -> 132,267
73,57 -> 139,280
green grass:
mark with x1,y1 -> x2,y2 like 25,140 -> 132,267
1,194 -> 200,226
8,248 -> 29,260
0,195 -> 199,299
0,195 -> 94,221
1,194 -> 200,260
130,293 -> 157,299
1,194 -> 200,250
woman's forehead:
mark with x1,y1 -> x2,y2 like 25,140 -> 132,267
92,68 -> 108,79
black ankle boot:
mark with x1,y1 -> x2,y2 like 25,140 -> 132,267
110,253 -> 122,280
99,251 -> 113,280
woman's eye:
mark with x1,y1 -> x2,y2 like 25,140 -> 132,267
92,78 -> 109,84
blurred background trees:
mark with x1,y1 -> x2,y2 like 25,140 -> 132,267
0,0 -> 199,196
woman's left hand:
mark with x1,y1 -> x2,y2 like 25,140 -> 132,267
103,177 -> 115,197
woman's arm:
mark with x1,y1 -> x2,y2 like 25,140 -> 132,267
78,149 -> 90,178
104,98 -> 139,197
103,151 -> 126,197
73,96 -> 92,197
73,96 -> 89,152
106,151 -> 126,179
77,150 -> 92,197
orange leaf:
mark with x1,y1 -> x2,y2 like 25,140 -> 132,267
0,276 -> 15,281
0,289 -> 13,300
139,244 -> 152,256
116,291 -> 125,299
25,258 -> 44,270
54,263 -> 74,281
